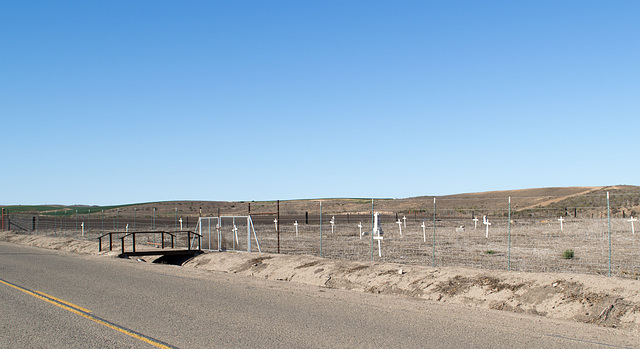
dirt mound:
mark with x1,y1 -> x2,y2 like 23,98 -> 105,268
181,251 -> 640,330
0,232 -> 110,255
3,231 -> 640,331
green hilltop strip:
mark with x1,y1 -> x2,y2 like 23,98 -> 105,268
2,205 -> 63,212
2,204 -> 138,215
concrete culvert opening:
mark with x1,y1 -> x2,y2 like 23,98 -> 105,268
153,252 -> 203,266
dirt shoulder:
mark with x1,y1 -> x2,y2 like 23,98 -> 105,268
2,231 -> 640,332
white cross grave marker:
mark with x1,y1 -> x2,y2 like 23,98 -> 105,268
473,216 -> 479,230
81,222 -> 85,237
274,218 -> 278,231
483,216 -> 491,238
373,213 -> 384,257
629,216 -> 637,235
126,224 -> 129,233
558,216 -> 564,231
420,221 -> 426,242
374,233 -> 383,257
330,216 -> 335,234
179,218 -> 183,230
396,219 -> 403,235
358,222 -> 363,239
294,221 -> 299,237
402,216 -> 407,228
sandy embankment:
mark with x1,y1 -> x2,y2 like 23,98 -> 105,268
2,231 -> 640,331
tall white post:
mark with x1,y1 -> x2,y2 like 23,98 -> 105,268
358,222 -> 363,239
274,218 -> 278,231
294,221 -> 299,237
247,217 -> 252,252
373,213 -> 383,237
81,222 -> 85,237
330,216 -> 335,234
233,223 -> 239,244
421,221 -> 426,242
217,222 -> 221,251
179,218 -> 183,230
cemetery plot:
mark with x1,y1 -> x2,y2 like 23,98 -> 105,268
249,217 -> 640,277
5,187 -> 640,278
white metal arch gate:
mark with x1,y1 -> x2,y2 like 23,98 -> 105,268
195,216 -> 261,252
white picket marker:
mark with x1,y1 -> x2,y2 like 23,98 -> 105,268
472,216 -> 479,230
274,218 -> 278,231
330,216 -> 335,234
294,221 -> 299,237
558,216 -> 565,231
402,215 -> 407,228
628,216 -> 637,235
126,224 -> 129,233
358,222 -> 363,239
81,222 -> 85,237
483,216 -> 490,238
420,221 -> 426,242
179,218 -> 183,230
396,219 -> 403,235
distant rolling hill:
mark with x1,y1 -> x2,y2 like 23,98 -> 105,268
5,185 -> 638,219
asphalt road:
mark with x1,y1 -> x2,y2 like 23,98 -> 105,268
1,242 -> 638,348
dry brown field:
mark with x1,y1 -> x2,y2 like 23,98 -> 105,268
5,185 -> 640,278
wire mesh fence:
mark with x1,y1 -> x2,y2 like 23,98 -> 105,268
253,216 -> 640,277
3,190 -> 640,278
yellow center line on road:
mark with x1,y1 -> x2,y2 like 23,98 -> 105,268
0,278 -> 175,349
33,290 -> 93,313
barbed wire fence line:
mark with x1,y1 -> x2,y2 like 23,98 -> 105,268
3,191 -> 640,279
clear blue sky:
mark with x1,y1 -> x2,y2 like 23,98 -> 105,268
2,1 -> 639,205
